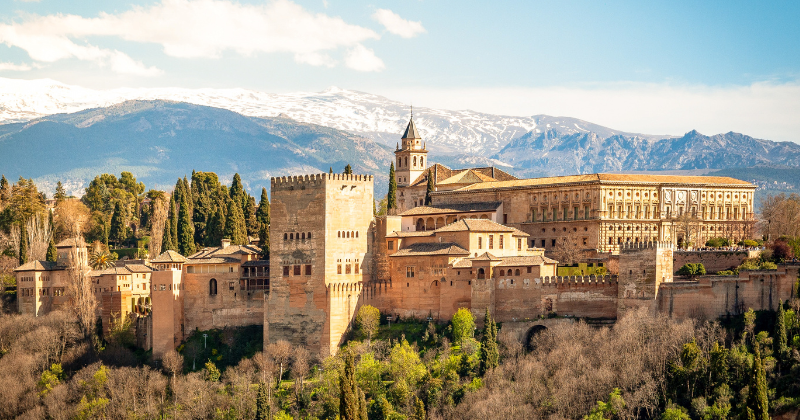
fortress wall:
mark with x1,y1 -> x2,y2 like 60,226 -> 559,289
658,267 -> 799,319
673,250 -> 760,274
183,271 -> 265,333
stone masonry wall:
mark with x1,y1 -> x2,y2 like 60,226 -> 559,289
673,250 -> 760,274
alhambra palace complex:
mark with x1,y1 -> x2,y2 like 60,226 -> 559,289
14,116 -> 799,358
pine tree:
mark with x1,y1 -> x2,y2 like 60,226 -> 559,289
46,236 -> 57,262
776,301 -> 788,359
0,174 -> 9,203
109,201 -> 126,246
424,173 -> 434,205
255,382 -> 270,420
344,164 -> 353,175
18,223 -> 28,265
224,198 -> 248,245
387,163 -> 397,212
480,308 -> 500,375
54,181 -> 66,204
256,188 -> 270,227
177,191 -> 196,256
748,346 -> 769,420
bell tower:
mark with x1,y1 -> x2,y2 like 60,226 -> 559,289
394,107 -> 428,187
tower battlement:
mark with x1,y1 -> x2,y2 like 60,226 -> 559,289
539,274 -> 618,287
271,173 -> 374,190
620,241 -> 674,252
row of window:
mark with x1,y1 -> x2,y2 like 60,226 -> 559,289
284,232 -> 312,241
337,231 -> 359,238
397,155 -> 423,168
406,266 -> 533,278
186,265 -> 235,274
283,265 -> 313,276
20,287 -> 64,297
477,234 -> 507,250
531,206 -> 591,222
337,263 -> 360,275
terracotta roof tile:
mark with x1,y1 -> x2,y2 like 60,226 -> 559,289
496,256 -> 557,267
150,250 -> 188,263
390,242 -> 470,257
452,173 -> 754,192
14,260 -> 60,272
398,202 -> 502,216
434,219 -> 528,235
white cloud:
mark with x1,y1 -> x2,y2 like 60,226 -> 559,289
372,9 -> 426,38
345,44 -> 385,72
375,81 -> 800,143
0,0 -> 381,74
0,62 -> 32,71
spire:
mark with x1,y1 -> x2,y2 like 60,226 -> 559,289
402,105 -> 421,140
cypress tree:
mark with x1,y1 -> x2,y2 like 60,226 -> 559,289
48,210 -> 55,238
255,382 -> 270,420
54,181 -> 66,204
344,164 -> 353,175
329,167 -> 333,174
424,173 -> 434,205
387,163 -> 397,212
413,396 -> 426,420
224,198 -> 248,245
258,222 -> 269,258
229,173 -> 246,210
480,308 -> 499,375
206,204 -> 227,247
46,236 -> 57,263
256,188 -> 270,226
162,197 -> 178,252
748,346 -> 769,420
339,351 -> 362,420
177,191 -> 196,256
109,201 -> 126,245
244,195 -> 259,236
18,223 -> 28,265
776,301 -> 788,359
0,174 -> 8,202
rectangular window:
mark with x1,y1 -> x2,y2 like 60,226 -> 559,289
293,265 -> 301,276
499,235 -> 504,249
406,266 -> 415,278
574,206 -> 579,220
563,207 -> 568,220
305,265 -> 312,275
517,238 -> 522,250
585,206 -> 590,219
489,235 -> 494,249
541,239 -> 546,247
527,267 -> 532,273
337,264 -> 342,274
388,240 -> 394,250
531,208 -> 536,222
345,264 -> 352,274
355,263 -> 360,274
283,266 -> 290,276
160,284 -> 166,291
478,237 -> 483,249
551,239 -> 556,247
503,214 -> 508,224
229,282 -> 235,291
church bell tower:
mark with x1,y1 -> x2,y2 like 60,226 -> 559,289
394,108 -> 428,187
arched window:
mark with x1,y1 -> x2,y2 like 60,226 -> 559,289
356,231 -> 359,238
405,157 -> 408,167
413,156 -> 417,166
301,233 -> 305,240
499,269 -> 505,276
515,269 -> 520,276
346,231 -> 350,238
420,157 -> 424,167
209,278 -> 218,296
338,231 -> 341,238
308,232 -> 312,239
477,268 -> 486,279
398,157 -> 402,167
290,233 -> 294,240
284,233 -> 288,241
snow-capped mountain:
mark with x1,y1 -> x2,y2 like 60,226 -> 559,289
0,77 -> 538,155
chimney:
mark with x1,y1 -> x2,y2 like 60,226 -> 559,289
221,238 -> 231,248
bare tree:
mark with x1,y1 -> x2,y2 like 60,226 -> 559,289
267,340 -> 292,387
54,200 -> 91,241
292,347 -> 310,399
148,194 -> 169,258
759,193 -> 800,240
25,214 -> 52,262
671,212 -> 702,248
65,243 -> 96,340
551,231 -> 585,265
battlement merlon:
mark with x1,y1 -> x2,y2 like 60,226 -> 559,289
270,173 -> 374,189
620,241 -> 675,252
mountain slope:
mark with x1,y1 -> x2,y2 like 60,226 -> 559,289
0,100 -> 393,196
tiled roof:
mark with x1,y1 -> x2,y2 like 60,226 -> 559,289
14,260 -> 60,272
55,237 -> 86,248
151,250 -> 188,263
90,266 -> 132,276
402,117 -> 421,139
472,252 -> 500,261
386,231 -> 436,238
189,244 -> 261,259
434,219 -> 528,236
496,256 -> 558,267
453,173 -> 754,192
408,164 -> 517,188
451,259 -> 473,268
242,260 -> 270,267
123,264 -> 154,273
398,202 -> 502,216
390,242 -> 470,257
186,257 -> 241,264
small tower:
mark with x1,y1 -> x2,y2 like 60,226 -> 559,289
394,107 -> 428,187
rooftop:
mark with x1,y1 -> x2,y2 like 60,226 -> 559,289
390,242 -> 470,257
450,173 -> 754,192
150,250 -> 188,263
189,244 -> 261,259
496,255 -> 558,266
434,219 -> 529,236
14,260 -> 61,272
398,201 -> 502,217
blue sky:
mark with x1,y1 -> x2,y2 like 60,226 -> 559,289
2,0 -> 800,140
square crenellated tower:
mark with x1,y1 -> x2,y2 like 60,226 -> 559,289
617,241 -> 674,315
266,173 -> 374,356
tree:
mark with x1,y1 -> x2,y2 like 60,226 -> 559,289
747,346 -> 769,420
413,396 -> 426,420
387,163 -> 397,213
224,198 -> 248,245
0,174 -> 9,203
339,350 -> 367,420
330,167 -> 333,174
54,199 -> 91,241
256,188 -> 270,227
177,190 -> 196,256
206,203 -> 226,247
424,174 -> 434,205
480,309 -> 499,374
344,164 -> 353,175
54,181 -> 67,204
229,173 -> 246,210
552,231 -> 585,266
147,191 -> 169,257
267,340 -> 292,387
356,305 -> 380,345
109,202 -> 127,245
258,223 -> 269,258
162,197 -> 178,252
256,382 -> 270,420
775,301 -> 788,359
677,263 -> 706,276
18,223 -> 28,265
46,236 -> 57,262
452,308 -> 475,344
672,211 -> 702,249
89,250 -> 117,270
244,195 -> 259,236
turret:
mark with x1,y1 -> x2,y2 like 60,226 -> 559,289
394,107 -> 428,187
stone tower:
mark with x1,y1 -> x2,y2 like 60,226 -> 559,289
265,173 -> 374,356
617,241 -> 674,315
394,110 -> 428,187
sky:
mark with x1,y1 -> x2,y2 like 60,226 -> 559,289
1,0 -> 800,141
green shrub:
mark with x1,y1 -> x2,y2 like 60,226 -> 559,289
705,237 -> 730,248
677,263 -> 706,276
